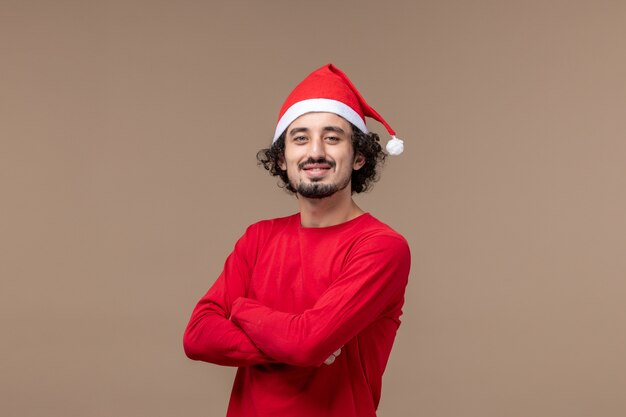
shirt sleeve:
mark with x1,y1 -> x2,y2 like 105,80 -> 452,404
183,224 -> 274,367
229,234 -> 411,367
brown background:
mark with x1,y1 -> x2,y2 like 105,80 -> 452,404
2,1 -> 626,416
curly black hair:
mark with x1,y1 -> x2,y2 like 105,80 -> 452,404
257,122 -> 386,194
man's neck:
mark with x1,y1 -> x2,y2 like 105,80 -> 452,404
298,188 -> 364,228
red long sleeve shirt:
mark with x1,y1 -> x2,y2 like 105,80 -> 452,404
184,213 -> 411,417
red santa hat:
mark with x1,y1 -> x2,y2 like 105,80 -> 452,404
273,64 -> 404,156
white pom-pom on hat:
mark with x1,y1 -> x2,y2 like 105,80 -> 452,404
386,136 -> 404,156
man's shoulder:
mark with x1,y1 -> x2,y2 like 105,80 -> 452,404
232,213 -> 299,253
359,213 -> 408,243
353,215 -> 411,268
243,213 -> 300,237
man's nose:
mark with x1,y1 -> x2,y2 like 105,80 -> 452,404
308,136 -> 326,159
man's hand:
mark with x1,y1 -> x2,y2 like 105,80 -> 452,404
323,347 -> 342,365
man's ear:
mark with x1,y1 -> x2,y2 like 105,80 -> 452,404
353,153 -> 366,171
278,154 -> 287,171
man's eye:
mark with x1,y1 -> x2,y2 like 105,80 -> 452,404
325,136 -> 340,142
294,136 -> 308,142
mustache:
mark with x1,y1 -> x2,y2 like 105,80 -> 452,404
298,157 -> 336,170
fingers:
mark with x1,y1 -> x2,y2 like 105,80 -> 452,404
324,347 -> 344,365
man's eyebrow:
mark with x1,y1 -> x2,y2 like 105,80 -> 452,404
322,126 -> 346,134
287,125 -> 347,136
288,127 -> 309,136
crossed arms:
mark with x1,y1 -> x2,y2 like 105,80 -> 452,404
183,230 -> 410,368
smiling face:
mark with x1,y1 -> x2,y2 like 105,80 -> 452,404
279,112 -> 365,199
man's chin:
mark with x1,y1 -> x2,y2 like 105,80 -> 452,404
295,183 -> 339,199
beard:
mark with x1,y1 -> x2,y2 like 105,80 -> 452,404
294,169 -> 352,199
289,157 -> 353,199
296,182 -> 341,199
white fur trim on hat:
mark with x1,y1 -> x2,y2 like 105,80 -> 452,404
273,98 -> 368,143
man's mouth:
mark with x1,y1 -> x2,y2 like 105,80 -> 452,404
298,158 -> 336,171
302,163 -> 332,171
298,158 -> 336,179
300,162 -> 333,180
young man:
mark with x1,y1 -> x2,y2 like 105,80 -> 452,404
183,64 -> 410,417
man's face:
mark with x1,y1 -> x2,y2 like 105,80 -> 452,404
279,112 -> 365,199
